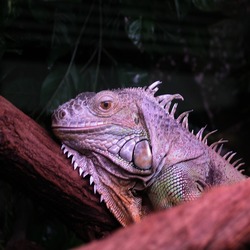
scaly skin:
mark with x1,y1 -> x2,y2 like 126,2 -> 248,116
51,81 -> 246,226
52,90 -> 154,225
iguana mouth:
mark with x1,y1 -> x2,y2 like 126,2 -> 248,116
52,120 -> 138,132
52,120 -> 109,129
52,124 -> 109,132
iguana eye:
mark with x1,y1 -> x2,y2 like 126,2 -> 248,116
90,91 -> 118,116
100,100 -> 113,110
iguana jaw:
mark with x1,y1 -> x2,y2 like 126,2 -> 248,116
61,143 -> 144,226
53,123 -> 153,176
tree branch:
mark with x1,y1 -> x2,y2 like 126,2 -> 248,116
76,179 -> 250,250
0,96 -> 119,242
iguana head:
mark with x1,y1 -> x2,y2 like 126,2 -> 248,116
52,89 -> 154,176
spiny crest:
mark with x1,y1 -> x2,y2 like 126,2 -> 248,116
61,144 -> 104,202
194,127 -> 245,172
146,81 -> 191,129
145,80 -> 162,95
146,81 -> 245,172
146,81 -> 187,122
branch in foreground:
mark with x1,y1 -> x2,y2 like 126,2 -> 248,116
76,179 -> 250,250
0,96 -> 119,241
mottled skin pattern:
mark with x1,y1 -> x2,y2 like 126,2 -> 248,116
51,81 -> 246,226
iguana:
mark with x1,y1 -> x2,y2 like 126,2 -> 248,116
51,81 -> 246,226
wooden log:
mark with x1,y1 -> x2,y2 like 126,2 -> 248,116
76,179 -> 250,250
0,96 -> 119,241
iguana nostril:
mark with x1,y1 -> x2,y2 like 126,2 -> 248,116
59,110 -> 66,119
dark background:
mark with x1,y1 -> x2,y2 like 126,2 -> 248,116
0,0 -> 249,249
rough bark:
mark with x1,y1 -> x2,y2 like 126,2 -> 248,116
75,179 -> 250,250
0,96 -> 119,241
1,95 -> 250,249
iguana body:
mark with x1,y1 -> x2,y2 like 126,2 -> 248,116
51,81 -> 246,226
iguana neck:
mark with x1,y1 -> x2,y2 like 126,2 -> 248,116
90,152 -> 145,225
140,97 -> 204,183
62,143 -> 145,226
